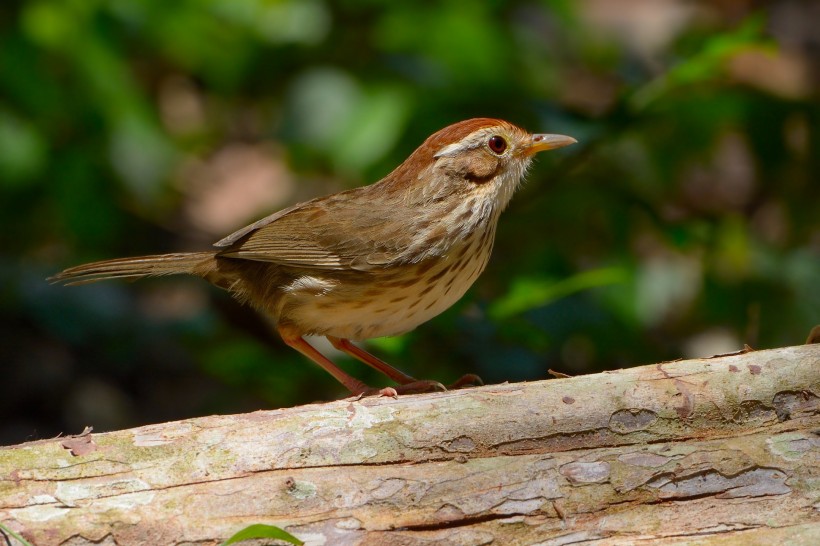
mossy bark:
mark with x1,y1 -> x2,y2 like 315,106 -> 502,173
1,344 -> 818,545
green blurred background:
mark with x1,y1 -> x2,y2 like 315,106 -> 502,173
2,0 -> 818,445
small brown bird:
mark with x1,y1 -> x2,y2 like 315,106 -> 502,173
51,118 -> 576,396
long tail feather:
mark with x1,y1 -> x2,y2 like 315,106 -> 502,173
49,252 -> 216,286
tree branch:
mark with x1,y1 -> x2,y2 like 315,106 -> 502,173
1,344 -> 818,545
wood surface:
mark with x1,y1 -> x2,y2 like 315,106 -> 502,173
1,344 -> 818,545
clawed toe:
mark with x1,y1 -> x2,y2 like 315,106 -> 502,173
447,373 -> 484,389
377,386 -> 399,398
376,380 -> 447,396
351,380 -> 447,399
394,380 -> 447,394
349,375 -> 480,399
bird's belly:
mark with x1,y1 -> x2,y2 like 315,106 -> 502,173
282,247 -> 491,340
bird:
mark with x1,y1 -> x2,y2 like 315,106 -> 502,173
50,118 -> 577,396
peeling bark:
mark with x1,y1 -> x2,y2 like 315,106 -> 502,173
1,344 -> 818,545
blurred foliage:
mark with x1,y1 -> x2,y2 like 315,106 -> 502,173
1,0 -> 818,444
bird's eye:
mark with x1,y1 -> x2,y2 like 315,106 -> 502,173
488,135 -> 507,154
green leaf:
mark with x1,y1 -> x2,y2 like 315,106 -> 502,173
220,523 -> 303,546
0,110 -> 47,186
488,268 -> 628,320
631,14 -> 770,109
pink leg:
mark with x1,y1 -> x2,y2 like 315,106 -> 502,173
279,331 -> 371,394
327,337 -> 484,390
327,336 -> 449,394
327,336 -> 417,384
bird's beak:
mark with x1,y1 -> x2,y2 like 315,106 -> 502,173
525,133 -> 577,155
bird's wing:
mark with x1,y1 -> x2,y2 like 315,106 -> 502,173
214,189 -> 415,271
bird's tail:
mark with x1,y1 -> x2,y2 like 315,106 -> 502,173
49,252 -> 217,286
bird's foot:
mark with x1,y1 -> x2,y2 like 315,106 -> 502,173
351,380 -> 447,399
447,373 -> 484,390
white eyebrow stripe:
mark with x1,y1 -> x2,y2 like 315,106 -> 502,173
433,130 -> 487,158
433,141 -> 468,158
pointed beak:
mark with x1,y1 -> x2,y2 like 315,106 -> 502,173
525,133 -> 577,155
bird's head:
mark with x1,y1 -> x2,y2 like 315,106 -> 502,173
383,118 -> 576,212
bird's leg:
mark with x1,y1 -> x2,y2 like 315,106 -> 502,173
327,336 -> 446,393
328,336 -> 481,391
279,331 -> 372,394
327,336 -> 415,384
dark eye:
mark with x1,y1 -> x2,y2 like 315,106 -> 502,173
488,135 -> 507,154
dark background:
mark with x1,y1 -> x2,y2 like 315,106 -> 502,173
2,0 -> 818,446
